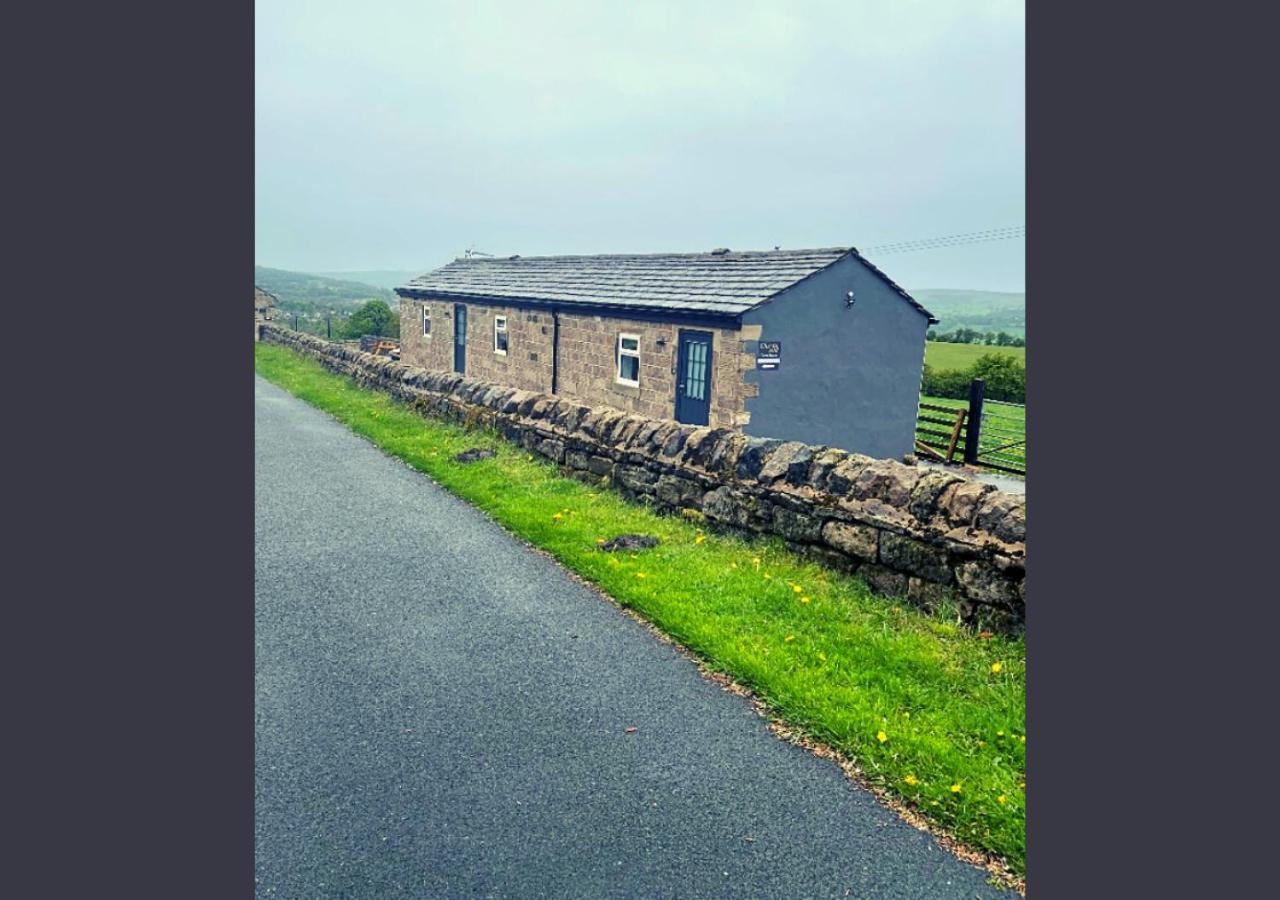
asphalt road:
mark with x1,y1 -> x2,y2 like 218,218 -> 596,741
255,376 -> 1016,899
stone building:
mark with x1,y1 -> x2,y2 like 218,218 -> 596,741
254,286 -> 277,341
395,247 -> 936,460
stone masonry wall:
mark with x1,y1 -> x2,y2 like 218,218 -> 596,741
264,324 -> 1027,633
400,298 -> 556,394
400,298 -> 754,429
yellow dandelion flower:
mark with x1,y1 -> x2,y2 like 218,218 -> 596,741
634,572 -> 647,579
996,730 -> 1004,737
752,557 -> 761,570
1020,735 -> 1025,744
877,731 -> 888,743
904,774 -> 918,786
551,513 -> 563,521
950,783 -> 962,793
784,634 -> 795,642
997,794 -> 1007,804
990,661 -> 1003,674
792,584 -> 803,594
763,572 -> 772,580
817,651 -> 827,662
800,596 -> 811,604
730,562 -> 738,569
695,533 -> 706,545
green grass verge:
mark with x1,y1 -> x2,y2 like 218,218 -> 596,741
925,341 -> 1026,373
255,343 -> 1027,875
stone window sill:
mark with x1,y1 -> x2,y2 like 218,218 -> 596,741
608,381 -> 641,398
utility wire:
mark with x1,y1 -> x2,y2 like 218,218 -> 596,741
866,225 -> 1024,250
861,226 -> 1024,255
874,233 -> 1023,253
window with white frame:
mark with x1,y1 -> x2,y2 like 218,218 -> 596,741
494,315 -> 509,355
422,305 -> 431,337
616,333 -> 641,385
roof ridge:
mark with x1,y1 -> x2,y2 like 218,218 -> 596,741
395,245 -> 933,323
450,246 -> 853,263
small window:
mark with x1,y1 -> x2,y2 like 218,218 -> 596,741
494,315 -> 509,355
422,305 -> 431,337
616,333 -> 641,385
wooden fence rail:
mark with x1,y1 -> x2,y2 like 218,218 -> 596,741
915,379 -> 1026,476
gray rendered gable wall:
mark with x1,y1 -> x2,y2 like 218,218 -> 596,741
741,255 -> 929,460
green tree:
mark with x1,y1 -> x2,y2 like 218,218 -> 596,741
969,352 -> 1026,402
340,300 -> 399,339
922,353 -> 1026,403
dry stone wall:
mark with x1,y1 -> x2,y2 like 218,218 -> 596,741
263,325 -> 1027,633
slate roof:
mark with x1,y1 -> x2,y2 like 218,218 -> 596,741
396,247 -> 935,322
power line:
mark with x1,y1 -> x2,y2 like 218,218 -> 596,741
878,234 -> 1023,253
863,226 -> 1024,254
865,225 -> 1024,251
861,226 -> 1024,255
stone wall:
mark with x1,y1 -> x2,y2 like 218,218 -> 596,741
400,298 -> 556,395
399,299 -> 753,429
263,324 -> 1027,633
554,311 -> 750,428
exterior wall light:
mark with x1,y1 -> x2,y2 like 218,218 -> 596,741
845,290 -> 856,308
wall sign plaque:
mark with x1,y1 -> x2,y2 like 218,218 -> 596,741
756,340 -> 781,369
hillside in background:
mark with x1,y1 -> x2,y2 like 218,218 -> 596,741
909,288 -> 1025,337
254,266 -> 395,310
317,270 -> 425,290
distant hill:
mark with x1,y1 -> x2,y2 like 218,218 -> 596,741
908,288 -> 1025,338
317,270 -> 425,290
254,266 -> 395,309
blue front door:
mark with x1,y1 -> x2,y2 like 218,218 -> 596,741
674,329 -> 713,425
453,304 -> 467,374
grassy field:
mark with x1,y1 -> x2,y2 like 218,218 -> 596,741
256,343 -> 1027,879
925,341 -> 1026,373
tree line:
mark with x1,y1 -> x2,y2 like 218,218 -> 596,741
922,352 -> 1025,404
927,327 -> 1025,347
283,299 -> 400,340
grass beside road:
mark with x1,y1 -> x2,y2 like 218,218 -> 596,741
255,343 -> 1027,878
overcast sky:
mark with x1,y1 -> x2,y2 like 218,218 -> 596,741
256,0 -> 1024,291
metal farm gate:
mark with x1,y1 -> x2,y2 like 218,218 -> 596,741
915,379 -> 1026,477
